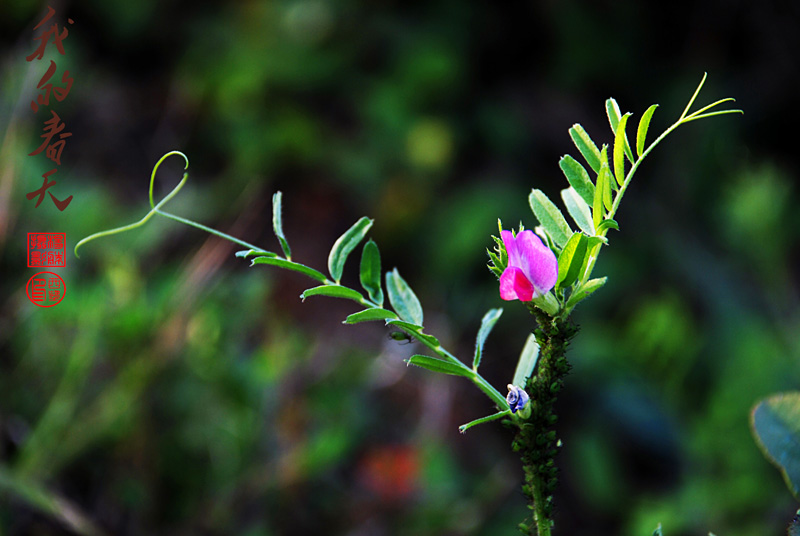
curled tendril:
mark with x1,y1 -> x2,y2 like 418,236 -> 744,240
74,151 -> 189,258
74,151 -> 263,258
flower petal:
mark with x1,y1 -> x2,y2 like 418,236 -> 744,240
499,266 -> 534,301
501,230 -> 521,269
515,230 -> 557,295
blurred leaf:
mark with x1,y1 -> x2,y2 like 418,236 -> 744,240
751,392 -> 800,500
344,308 -> 398,324
473,308 -> 503,371
406,355 -> 471,377
251,256 -> 327,282
569,123 -> 602,173
653,524 -> 663,536
272,191 -> 291,258
513,334 -> 540,388
328,216 -> 374,283
300,285 -> 364,302
561,186 -> 594,235
557,232 -> 589,290
613,112 -> 632,185
385,268 -> 423,325
559,155 -> 595,206
529,189 -> 573,248
359,240 -> 384,306
637,104 -> 659,157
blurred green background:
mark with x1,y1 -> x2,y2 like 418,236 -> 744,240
1,1 -> 799,535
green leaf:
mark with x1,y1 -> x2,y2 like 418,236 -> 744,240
512,333 -> 540,388
300,285 -> 364,302
558,155 -> 595,206
652,524 -> 663,536
251,256 -> 327,282
613,113 -> 632,185
385,269 -> 423,325
344,308 -> 398,324
328,216 -> 374,283
459,410 -> 511,434
529,189 -> 573,249
359,240 -> 383,306
606,98 -> 622,133
386,319 -> 439,348
235,249 -> 277,259
607,99 -> 634,164
751,392 -> 800,500
636,104 -> 659,158
596,219 -> 619,234
561,187 -> 594,235
406,355 -> 472,377
566,277 -> 607,308
272,192 -> 291,259
598,149 -> 613,211
473,308 -> 503,371
557,232 -> 589,290
569,124 -> 602,173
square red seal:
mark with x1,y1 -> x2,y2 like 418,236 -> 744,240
27,232 -> 66,267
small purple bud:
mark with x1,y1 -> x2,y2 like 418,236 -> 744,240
506,384 -> 530,413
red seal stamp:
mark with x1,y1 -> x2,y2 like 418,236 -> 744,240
27,232 -> 66,267
26,271 -> 66,307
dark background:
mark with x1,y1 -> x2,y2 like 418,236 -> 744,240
1,0 -> 799,535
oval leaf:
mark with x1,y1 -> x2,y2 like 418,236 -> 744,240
272,191 -> 291,259
328,216 -> 374,283
344,308 -> 398,324
406,355 -> 472,377
473,308 -> 503,371
559,155 -> 595,206
606,98 -> 622,134
360,239 -> 383,306
561,187 -> 594,235
557,232 -> 589,290
529,189 -> 573,249
751,393 -> 800,500
251,256 -> 327,283
569,124 -> 602,173
636,104 -> 659,158
385,269 -> 423,326
512,333 -> 540,388
301,285 -> 364,302
613,113 -> 632,186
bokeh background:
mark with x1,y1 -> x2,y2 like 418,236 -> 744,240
2,1 -> 799,535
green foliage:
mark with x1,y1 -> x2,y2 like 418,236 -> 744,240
407,355 -> 473,377
512,334 -> 540,389
272,191 -> 292,259
557,232 -> 589,291
359,240 -> 384,306
386,268 -> 424,326
529,189 -> 573,249
473,308 -> 503,371
751,393 -> 800,500
300,284 -> 365,302
343,308 -> 398,324
328,216 -> 374,284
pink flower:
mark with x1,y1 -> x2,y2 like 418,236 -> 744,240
499,230 -> 558,301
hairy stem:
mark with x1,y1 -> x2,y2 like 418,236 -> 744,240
512,306 -> 578,535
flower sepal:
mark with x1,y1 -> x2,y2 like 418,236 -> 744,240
530,291 -> 560,316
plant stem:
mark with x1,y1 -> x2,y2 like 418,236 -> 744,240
512,306 -> 578,535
